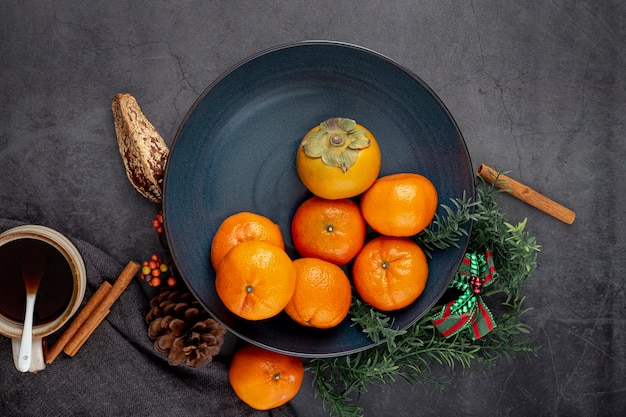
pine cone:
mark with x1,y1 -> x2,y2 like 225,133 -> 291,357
146,287 -> 227,368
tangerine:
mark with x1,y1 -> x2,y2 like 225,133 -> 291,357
360,172 -> 438,237
284,258 -> 352,329
352,236 -> 428,311
215,240 -> 296,320
291,196 -> 366,266
296,117 -> 381,200
210,211 -> 285,270
229,344 -> 304,410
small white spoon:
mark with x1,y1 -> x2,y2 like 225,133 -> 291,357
17,252 -> 45,372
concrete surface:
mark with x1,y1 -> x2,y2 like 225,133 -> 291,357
1,1 -> 624,416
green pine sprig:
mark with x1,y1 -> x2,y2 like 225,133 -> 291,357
413,191 -> 481,258
307,177 -> 541,417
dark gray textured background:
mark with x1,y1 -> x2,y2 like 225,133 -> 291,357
1,1 -> 624,416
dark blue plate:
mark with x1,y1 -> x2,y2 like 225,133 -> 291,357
163,41 -> 473,358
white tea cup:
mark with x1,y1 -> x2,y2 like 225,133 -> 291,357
0,225 -> 86,372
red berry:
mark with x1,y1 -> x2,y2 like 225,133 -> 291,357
152,212 -> 165,234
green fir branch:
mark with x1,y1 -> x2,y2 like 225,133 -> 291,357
469,180 -> 541,302
348,298 -> 406,352
413,191 -> 481,257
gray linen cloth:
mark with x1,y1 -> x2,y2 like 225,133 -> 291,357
0,218 -> 297,417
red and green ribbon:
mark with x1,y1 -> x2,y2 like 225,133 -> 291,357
432,251 -> 497,340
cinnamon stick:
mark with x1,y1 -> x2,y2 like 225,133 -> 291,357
45,281 -> 112,364
476,164 -> 576,224
64,309 -> 110,357
63,260 -> 140,357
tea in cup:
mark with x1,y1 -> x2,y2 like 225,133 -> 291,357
0,225 -> 86,372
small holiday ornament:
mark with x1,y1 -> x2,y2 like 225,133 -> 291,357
433,251 -> 497,340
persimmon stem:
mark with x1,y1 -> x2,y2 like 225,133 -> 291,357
329,134 -> 345,146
